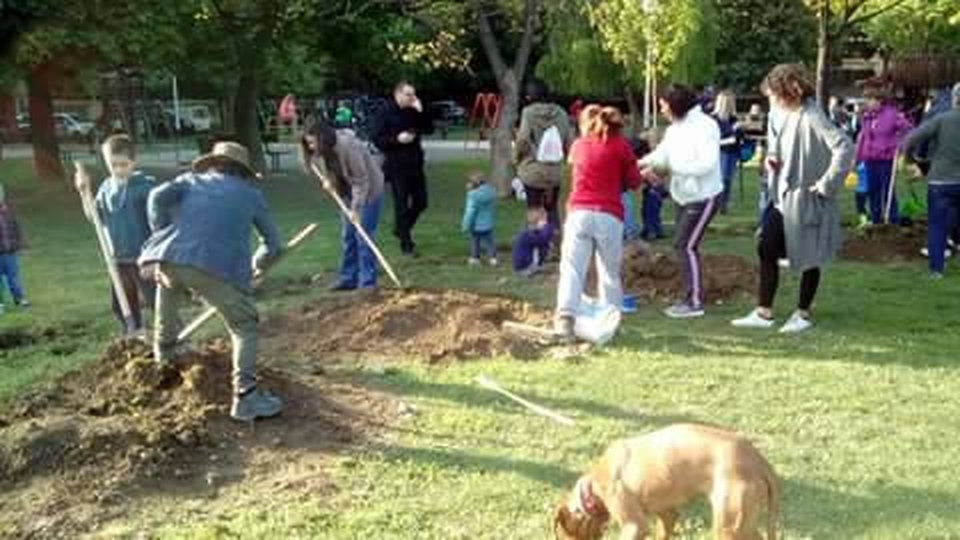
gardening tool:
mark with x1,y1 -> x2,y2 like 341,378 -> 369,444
884,154 -> 902,224
308,161 -> 403,288
175,222 -> 319,344
73,161 -> 139,336
476,375 -> 576,427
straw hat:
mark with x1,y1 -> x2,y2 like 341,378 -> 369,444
192,141 -> 258,179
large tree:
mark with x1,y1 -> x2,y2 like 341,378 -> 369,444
714,0 -> 817,92
862,0 -> 960,56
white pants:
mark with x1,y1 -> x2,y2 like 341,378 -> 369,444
556,210 -> 624,318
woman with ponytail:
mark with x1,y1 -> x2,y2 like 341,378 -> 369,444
554,105 -> 642,341
300,122 -> 385,291
639,84 -> 724,319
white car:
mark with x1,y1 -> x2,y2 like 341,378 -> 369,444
16,113 -> 95,137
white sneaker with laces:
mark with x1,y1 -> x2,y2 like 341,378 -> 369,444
779,311 -> 813,334
731,309 -> 776,329
468,257 -> 481,266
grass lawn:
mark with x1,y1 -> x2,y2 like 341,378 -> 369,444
1,156 -> 959,539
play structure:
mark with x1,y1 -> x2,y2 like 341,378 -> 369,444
466,92 -> 500,149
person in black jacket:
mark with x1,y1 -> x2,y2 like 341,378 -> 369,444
372,82 -> 434,255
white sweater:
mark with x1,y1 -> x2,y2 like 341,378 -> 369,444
639,106 -> 723,206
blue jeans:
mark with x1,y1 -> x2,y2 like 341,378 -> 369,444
0,253 -> 25,304
621,192 -> 641,239
865,159 -> 898,224
927,183 -> 960,274
338,195 -> 383,288
470,230 -> 496,259
719,151 -> 738,212
641,186 -> 664,238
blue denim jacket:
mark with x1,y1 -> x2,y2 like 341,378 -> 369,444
138,171 -> 282,291
95,171 -> 154,262
461,182 -> 496,233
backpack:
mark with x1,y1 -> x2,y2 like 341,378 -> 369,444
535,125 -> 564,163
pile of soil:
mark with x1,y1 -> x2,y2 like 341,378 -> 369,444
587,244 -> 757,304
0,339 -> 389,538
841,224 -> 925,262
264,289 -> 551,363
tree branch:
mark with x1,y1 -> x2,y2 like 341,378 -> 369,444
476,6 -> 508,79
513,0 -> 541,77
844,0 -> 909,28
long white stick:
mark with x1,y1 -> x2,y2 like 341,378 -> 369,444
74,161 -> 137,334
476,375 -> 576,427
884,154 -> 901,224
175,223 -> 319,344
308,162 -> 402,288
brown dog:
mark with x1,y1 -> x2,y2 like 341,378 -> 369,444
553,424 -> 779,540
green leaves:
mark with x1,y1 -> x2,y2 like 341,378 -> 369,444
862,0 -> 960,55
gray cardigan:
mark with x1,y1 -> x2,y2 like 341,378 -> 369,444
768,101 -> 854,271
903,108 -> 960,184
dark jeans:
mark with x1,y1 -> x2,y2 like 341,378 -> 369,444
641,186 -> 665,238
865,159 -> 898,224
112,262 -> 155,331
674,196 -> 719,308
525,185 -> 561,230
719,150 -> 738,212
855,192 -> 868,215
927,183 -> 960,274
470,230 -> 496,259
758,208 -> 820,310
388,167 -> 428,252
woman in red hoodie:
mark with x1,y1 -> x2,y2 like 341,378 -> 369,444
554,105 -> 642,340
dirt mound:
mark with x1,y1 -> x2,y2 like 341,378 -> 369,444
0,339 -> 389,538
841,224 -> 925,262
264,289 -> 551,363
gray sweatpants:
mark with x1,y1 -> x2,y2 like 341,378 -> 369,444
556,210 -> 624,318
154,263 -> 259,395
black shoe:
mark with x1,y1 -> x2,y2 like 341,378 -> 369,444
329,282 -> 357,292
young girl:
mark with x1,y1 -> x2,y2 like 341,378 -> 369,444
713,91 -> 741,214
461,172 -> 497,266
554,105 -> 641,340
0,183 -> 28,313
512,207 -> 553,276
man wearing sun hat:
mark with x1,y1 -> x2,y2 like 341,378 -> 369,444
139,141 -> 285,421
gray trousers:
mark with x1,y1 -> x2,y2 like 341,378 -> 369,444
154,263 -> 258,395
556,210 -> 624,317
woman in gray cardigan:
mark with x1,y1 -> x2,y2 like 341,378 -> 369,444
733,64 -> 854,333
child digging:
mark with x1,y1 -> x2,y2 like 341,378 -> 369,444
0,183 -> 29,313
139,142 -> 284,421
83,134 -> 156,335
462,172 -> 498,266
512,207 -> 554,277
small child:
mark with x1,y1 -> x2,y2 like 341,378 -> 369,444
621,190 -> 642,240
461,172 -> 498,266
87,134 -> 156,334
631,137 -> 667,240
512,207 -> 554,277
0,183 -> 29,313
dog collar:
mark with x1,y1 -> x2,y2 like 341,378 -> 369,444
569,477 -> 602,516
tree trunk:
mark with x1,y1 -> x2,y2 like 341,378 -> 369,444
490,70 -> 520,196
233,71 -> 265,171
815,3 -> 831,112
625,86 -> 641,137
27,63 -> 64,181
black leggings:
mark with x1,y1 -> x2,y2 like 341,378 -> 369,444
759,208 -> 820,311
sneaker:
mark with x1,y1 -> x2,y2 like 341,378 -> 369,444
621,295 -> 638,314
731,309 -> 776,329
930,272 -> 944,280
16,299 -> 30,308
231,388 -> 283,421
857,214 -> 870,229
488,257 -> 499,267
777,258 -> 790,269
920,248 -> 952,258
663,303 -> 705,319
779,311 -> 813,334
329,281 -> 357,292
553,315 -> 575,343
468,257 -> 481,266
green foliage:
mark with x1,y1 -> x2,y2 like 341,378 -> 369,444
863,0 -> 960,55
715,0 -> 817,92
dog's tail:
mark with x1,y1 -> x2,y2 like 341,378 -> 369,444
760,456 -> 780,540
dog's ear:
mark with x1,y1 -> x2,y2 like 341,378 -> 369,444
552,503 -> 571,539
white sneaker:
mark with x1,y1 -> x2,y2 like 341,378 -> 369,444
777,258 -> 790,269
779,312 -> 813,334
920,248 -> 952,258
488,257 -> 499,266
468,257 -> 481,266
731,309 -> 776,329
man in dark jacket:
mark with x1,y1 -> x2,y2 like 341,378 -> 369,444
373,82 -> 434,255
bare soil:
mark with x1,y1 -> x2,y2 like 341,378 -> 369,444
840,224 -> 926,263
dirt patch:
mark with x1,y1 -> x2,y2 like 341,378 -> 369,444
586,244 -> 757,305
0,330 -> 35,350
0,339 -> 391,538
263,289 -> 551,363
841,224 -> 926,262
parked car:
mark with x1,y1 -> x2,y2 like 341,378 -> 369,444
430,100 -> 467,124
16,112 -> 96,137
180,105 -> 214,132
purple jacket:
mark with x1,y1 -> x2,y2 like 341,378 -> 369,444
512,223 -> 554,272
856,104 -> 913,162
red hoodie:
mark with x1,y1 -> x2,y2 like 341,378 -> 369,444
568,135 -> 642,220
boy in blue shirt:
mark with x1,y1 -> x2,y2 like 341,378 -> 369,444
85,134 -> 155,334
461,172 -> 498,266
139,142 -> 284,422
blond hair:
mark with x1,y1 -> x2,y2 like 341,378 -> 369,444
714,91 -> 737,121
579,105 -> 624,140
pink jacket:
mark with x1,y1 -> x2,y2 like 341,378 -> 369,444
856,103 -> 913,162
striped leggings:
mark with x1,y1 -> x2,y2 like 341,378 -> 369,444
674,195 -> 720,308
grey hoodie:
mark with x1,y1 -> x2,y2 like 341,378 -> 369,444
513,102 -> 574,190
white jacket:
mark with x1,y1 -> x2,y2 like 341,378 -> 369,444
640,106 -> 723,205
